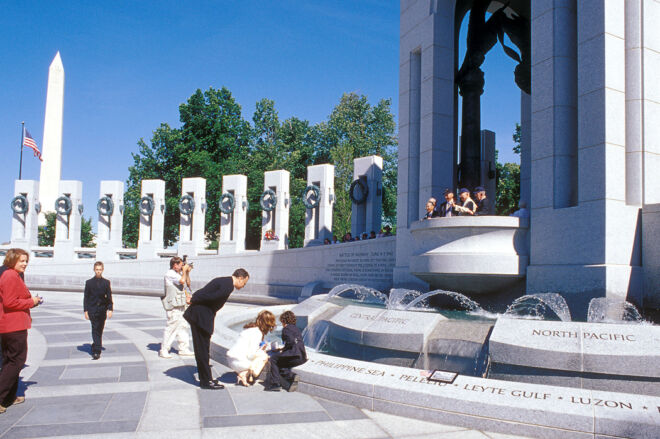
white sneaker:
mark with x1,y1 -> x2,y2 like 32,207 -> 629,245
159,350 -> 173,358
178,350 -> 195,357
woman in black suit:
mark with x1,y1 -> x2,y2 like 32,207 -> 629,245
263,311 -> 307,392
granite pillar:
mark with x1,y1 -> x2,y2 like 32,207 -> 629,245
527,0 -> 643,315
96,180 -> 124,262
178,177 -> 206,257
351,155 -> 383,239
261,170 -> 290,251
304,164 -> 334,246
219,174 -> 247,254
137,179 -> 165,259
53,180 -> 82,262
395,1 -> 455,289
10,180 -> 40,254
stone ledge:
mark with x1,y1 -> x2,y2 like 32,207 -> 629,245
489,318 -> 660,378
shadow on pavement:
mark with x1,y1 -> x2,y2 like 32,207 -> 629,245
164,365 -> 198,385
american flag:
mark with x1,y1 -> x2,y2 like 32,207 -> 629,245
23,129 -> 43,161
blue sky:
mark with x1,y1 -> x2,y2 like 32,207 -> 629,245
0,1 -> 521,243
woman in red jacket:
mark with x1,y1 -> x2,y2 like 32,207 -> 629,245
0,248 -> 41,413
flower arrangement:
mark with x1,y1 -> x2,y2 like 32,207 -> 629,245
263,230 -> 279,241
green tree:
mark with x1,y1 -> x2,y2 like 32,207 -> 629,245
495,124 -> 522,215
317,93 -> 397,237
38,212 -> 57,246
512,123 -> 521,155
38,212 -> 96,247
81,216 -> 96,247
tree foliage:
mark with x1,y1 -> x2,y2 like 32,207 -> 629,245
38,212 -> 96,247
495,124 -> 521,215
123,88 -> 397,249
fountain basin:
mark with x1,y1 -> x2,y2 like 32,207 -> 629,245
210,304 -> 660,438
296,296 -> 492,374
409,216 -> 529,294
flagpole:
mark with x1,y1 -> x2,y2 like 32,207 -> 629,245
19,121 -> 24,180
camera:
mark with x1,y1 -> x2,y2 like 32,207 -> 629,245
182,255 -> 194,269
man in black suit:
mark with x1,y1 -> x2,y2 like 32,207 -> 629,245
183,268 -> 249,389
474,186 -> 491,215
263,310 -> 307,392
422,198 -> 440,220
84,261 -> 113,360
438,189 -> 456,217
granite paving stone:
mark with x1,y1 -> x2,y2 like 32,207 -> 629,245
142,328 -> 165,339
43,330 -> 126,343
123,319 -> 166,327
203,411 -> 332,428
3,420 -> 140,439
33,322 -> 89,332
198,388 -> 238,417
231,388 -> 325,415
135,389 -> 199,432
111,313 -> 157,321
100,392 -> 148,421
19,400 -> 109,424
60,365 -> 121,379
314,397 -> 368,421
119,364 -> 149,382
44,340 -> 140,360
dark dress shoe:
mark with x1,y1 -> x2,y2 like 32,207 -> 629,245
263,384 -> 281,392
92,353 -> 101,360
200,381 -> 225,390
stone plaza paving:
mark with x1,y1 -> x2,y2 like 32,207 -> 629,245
0,291 -> 530,439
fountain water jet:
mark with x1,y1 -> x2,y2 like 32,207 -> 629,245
326,283 -> 387,305
587,297 -> 644,324
504,293 -> 571,321
403,289 -> 482,312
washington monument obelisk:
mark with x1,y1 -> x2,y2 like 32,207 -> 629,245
39,51 -> 64,224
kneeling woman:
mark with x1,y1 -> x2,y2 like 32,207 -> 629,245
226,310 -> 276,386
263,311 -> 307,392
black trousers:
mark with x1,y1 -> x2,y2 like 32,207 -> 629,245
0,330 -> 28,406
264,352 -> 305,389
190,323 -> 211,385
90,312 -> 107,355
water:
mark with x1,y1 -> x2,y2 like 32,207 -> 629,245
302,320 -> 330,352
326,284 -> 483,314
587,298 -> 644,324
504,293 -> 571,321
387,288 -> 425,309
402,289 -> 482,312
326,284 -> 388,305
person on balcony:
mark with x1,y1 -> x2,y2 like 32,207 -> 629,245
455,188 -> 476,216
422,198 -> 439,220
438,189 -> 456,217
474,186 -> 491,215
